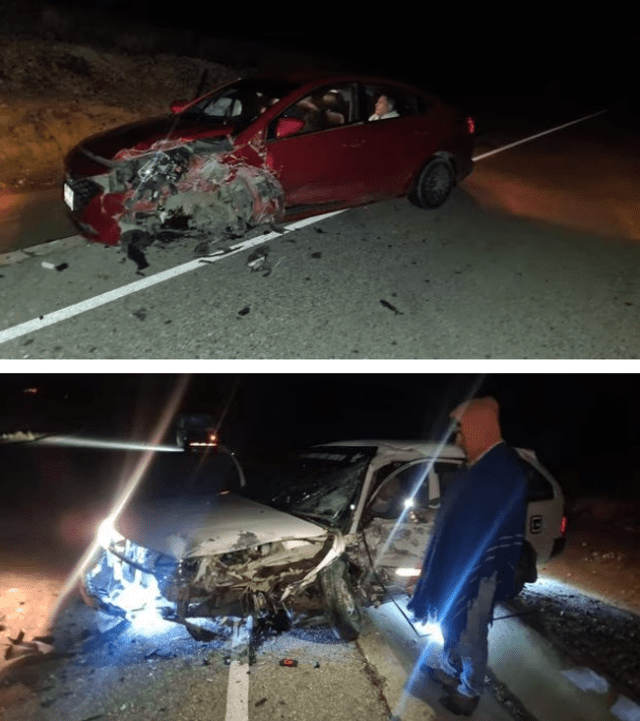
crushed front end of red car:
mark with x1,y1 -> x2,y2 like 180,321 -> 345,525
63,128 -> 285,248
62,75 -> 296,249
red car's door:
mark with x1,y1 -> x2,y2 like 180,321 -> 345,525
354,83 -> 442,198
264,83 -> 367,208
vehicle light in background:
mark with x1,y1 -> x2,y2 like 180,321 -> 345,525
396,567 -> 421,577
466,117 -> 475,134
561,516 -> 567,535
188,430 -> 218,449
403,498 -> 414,508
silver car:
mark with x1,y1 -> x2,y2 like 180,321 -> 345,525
81,440 -> 566,640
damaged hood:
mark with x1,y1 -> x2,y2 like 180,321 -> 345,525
116,493 -> 328,560
78,115 -> 234,162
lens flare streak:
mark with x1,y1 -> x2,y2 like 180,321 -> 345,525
48,376 -> 190,627
39,436 -> 183,452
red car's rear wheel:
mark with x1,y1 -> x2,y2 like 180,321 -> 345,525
411,157 -> 454,209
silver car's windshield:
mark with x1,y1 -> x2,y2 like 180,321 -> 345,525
248,446 -> 375,529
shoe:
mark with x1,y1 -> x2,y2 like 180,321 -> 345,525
422,665 -> 459,690
439,691 -> 480,716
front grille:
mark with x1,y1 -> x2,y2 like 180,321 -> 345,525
66,174 -> 103,214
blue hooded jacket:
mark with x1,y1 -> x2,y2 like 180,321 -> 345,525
407,403 -> 528,644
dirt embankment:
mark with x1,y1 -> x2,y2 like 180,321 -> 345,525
0,36 -> 245,191
540,499 -> 640,614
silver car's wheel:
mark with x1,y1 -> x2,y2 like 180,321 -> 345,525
411,158 -> 454,209
512,541 -> 538,597
320,559 -> 363,641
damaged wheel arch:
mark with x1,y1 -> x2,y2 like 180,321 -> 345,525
319,557 -> 364,641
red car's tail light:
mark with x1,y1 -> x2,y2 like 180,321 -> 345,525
560,516 -> 568,535
466,116 -> 475,135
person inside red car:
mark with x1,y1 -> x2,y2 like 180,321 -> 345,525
369,93 -> 399,120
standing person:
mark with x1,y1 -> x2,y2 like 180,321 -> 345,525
407,397 -> 528,716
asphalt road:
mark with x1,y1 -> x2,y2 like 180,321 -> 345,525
0,107 -> 638,359
2,508 -> 639,721
3,587 -> 637,721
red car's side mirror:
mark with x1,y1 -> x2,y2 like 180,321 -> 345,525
275,117 -> 305,138
170,100 -> 190,114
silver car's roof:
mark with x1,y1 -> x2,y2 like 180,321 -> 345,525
316,440 -> 467,462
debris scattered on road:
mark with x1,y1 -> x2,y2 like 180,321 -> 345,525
37,260 -> 70,272
314,228 -> 325,233
131,308 -> 148,321
94,613 -> 124,635
610,696 -> 640,721
314,661 -> 320,668
144,647 -> 175,660
311,252 -> 322,259
182,619 -> 219,643
255,697 -> 267,707
8,630 -> 24,645
279,658 -> 298,667
238,306 -> 250,316
380,299 -> 403,315
4,630 -> 55,660
561,667 -> 610,694
123,231 -> 153,273
247,248 -> 271,274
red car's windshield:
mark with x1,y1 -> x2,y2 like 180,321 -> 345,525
183,78 -> 299,129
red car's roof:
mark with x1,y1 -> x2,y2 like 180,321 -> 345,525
251,69 -> 434,97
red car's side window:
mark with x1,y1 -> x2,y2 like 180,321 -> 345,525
360,84 -> 422,122
267,84 -> 356,140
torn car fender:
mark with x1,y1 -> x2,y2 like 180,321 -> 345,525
280,531 -> 346,601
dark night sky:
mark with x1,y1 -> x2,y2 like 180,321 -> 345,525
2,374 -> 640,504
32,1 -> 639,105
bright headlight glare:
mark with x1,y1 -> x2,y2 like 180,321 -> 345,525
395,567 -> 421,577
417,621 -> 444,644
96,516 -> 123,549
403,498 -> 414,508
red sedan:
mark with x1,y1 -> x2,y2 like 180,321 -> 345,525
63,70 -> 474,247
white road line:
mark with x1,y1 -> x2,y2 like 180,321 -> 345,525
0,210 -> 345,346
226,660 -> 250,721
225,618 -> 253,721
472,109 -> 608,161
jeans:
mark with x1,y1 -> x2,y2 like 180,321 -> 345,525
440,571 -> 497,698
